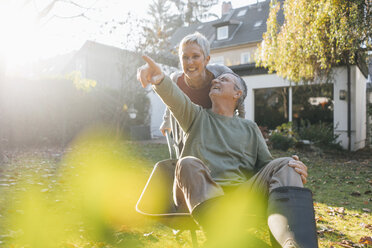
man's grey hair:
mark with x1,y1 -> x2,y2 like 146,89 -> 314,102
223,72 -> 247,109
178,32 -> 210,59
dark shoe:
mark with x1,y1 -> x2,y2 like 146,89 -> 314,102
268,186 -> 318,248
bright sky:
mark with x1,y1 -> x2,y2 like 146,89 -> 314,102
0,0 -> 261,71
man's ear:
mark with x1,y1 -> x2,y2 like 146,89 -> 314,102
234,89 -> 242,100
205,55 -> 210,64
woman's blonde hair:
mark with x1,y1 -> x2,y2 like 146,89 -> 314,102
178,32 -> 210,60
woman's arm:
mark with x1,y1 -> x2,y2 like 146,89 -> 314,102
137,55 -> 200,132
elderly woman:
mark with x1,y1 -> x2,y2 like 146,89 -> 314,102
160,32 -> 245,137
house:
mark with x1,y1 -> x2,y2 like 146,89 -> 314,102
35,41 -> 177,138
169,0 -> 370,151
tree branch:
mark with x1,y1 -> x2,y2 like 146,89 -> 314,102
53,13 -> 90,20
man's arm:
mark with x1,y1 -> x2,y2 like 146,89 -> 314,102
137,55 -> 199,132
153,76 -> 199,132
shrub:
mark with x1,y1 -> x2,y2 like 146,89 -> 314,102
298,120 -> 341,149
269,133 -> 296,151
269,122 -> 297,151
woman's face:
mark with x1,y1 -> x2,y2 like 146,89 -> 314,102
180,42 -> 210,81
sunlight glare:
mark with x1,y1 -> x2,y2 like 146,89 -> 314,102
0,1 -> 51,71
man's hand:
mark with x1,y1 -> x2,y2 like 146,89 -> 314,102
288,155 -> 308,184
137,55 -> 165,88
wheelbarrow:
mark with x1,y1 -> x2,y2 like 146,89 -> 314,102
135,130 -> 200,247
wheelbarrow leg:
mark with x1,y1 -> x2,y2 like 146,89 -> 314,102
190,230 -> 198,248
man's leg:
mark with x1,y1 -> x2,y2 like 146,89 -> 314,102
238,157 -> 317,248
174,157 -> 271,247
243,157 -> 303,195
173,156 -> 224,213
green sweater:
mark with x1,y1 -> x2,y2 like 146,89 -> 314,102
154,76 -> 273,187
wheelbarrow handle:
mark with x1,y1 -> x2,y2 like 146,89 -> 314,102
165,129 -> 177,159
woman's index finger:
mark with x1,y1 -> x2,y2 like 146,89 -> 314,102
142,55 -> 157,69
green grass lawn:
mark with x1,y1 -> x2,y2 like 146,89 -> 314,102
0,139 -> 371,248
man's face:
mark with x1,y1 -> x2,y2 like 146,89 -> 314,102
180,43 -> 210,81
209,73 -> 242,101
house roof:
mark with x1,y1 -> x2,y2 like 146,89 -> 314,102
63,40 -> 178,73
169,0 -> 284,51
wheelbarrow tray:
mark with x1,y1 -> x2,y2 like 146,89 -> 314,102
136,158 -> 199,230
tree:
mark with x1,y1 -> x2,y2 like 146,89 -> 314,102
170,0 -> 219,25
138,0 -> 219,56
255,0 -> 371,150
25,0 -> 97,24
138,0 -> 181,54
255,0 -> 371,83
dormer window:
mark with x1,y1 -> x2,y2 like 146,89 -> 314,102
253,20 -> 263,29
237,9 -> 247,17
217,26 -> 228,40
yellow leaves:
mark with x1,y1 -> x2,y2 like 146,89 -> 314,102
66,71 -> 97,92
258,0 -> 363,83
122,104 -> 128,111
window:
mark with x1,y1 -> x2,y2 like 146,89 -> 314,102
241,52 -> 251,64
237,9 -> 247,17
253,20 -> 263,29
217,26 -> 228,40
210,56 -> 224,65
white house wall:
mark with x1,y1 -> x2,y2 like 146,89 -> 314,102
333,66 -> 350,149
242,73 -> 291,121
242,65 -> 367,151
355,66 -> 367,150
333,65 -> 367,151
148,89 -> 166,138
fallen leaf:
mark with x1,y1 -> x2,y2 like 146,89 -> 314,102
351,191 -> 361,196
334,242 -> 352,248
359,236 -> 372,245
315,216 -> 324,222
361,224 -> 372,231
317,226 -> 334,235
335,207 -> 345,215
337,240 -> 354,248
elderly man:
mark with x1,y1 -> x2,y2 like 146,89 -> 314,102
137,56 -> 318,248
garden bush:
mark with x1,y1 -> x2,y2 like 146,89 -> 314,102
269,122 -> 297,151
297,120 -> 341,149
